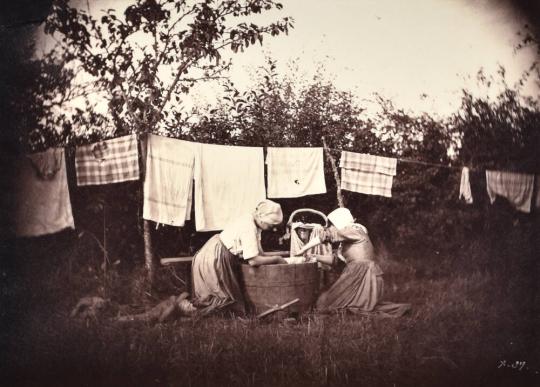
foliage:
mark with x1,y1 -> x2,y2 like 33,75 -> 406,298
41,0 -> 293,147
452,68 -> 540,173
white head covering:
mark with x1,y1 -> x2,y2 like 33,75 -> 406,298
254,200 -> 283,225
327,207 -> 355,230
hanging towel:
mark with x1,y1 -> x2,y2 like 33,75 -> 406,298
485,170 -> 534,213
194,143 -> 266,231
459,167 -> 473,204
13,148 -> 75,237
341,168 -> 395,198
339,151 -> 397,198
143,134 -> 196,227
340,151 -> 397,176
75,134 -> 139,186
266,147 -> 326,198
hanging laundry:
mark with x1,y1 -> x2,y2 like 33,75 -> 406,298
459,167 -> 473,204
339,151 -> 397,198
143,134 -> 196,227
340,151 -> 397,176
266,147 -> 326,198
194,143 -> 266,231
341,168 -> 395,198
485,170 -> 534,213
13,148 -> 75,237
75,134 -> 139,186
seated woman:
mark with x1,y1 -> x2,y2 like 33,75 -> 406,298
297,208 -> 411,317
191,199 -> 287,316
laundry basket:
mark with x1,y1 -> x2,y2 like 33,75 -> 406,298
286,208 -> 337,289
287,208 -> 327,244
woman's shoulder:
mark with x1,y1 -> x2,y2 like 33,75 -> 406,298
337,224 -> 369,241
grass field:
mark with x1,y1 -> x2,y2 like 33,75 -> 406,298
1,223 -> 539,387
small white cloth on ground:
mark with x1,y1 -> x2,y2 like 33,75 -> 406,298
266,147 -> 326,198
459,167 -> 473,204
13,148 -> 75,237
485,170 -> 534,213
194,143 -> 266,231
143,134 -> 195,226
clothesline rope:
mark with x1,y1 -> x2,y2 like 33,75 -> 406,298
46,131 -> 535,175
326,146 -> 463,172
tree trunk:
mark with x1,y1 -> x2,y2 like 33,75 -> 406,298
144,219 -> 155,283
322,137 -> 344,208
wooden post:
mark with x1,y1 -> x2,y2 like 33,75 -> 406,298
322,137 -> 344,208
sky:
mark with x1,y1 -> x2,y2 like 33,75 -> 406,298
208,0 -> 539,116
37,0 -> 539,117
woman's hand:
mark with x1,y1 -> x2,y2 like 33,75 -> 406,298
294,247 -> 307,257
304,253 -> 317,263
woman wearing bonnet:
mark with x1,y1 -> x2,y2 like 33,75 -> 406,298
297,208 -> 411,317
191,199 -> 287,316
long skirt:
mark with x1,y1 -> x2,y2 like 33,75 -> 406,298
191,234 -> 246,316
316,260 -> 411,317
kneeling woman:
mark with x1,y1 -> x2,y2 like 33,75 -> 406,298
191,200 -> 286,316
297,208 -> 411,317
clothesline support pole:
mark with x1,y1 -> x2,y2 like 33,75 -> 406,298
322,136 -> 344,208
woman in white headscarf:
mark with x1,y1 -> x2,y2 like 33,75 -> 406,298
297,208 -> 411,317
191,200 -> 286,316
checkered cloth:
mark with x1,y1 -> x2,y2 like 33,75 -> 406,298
339,151 -> 397,197
75,134 -> 139,186
341,168 -> 394,198
485,170 -> 534,213
340,151 -> 397,176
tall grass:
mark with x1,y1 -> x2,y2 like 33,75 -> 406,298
1,223 -> 539,387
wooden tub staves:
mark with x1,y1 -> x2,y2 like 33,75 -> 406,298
241,261 -> 319,316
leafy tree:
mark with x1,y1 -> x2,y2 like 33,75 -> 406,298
41,0 -> 293,281
43,0 -> 293,144
452,68 -> 540,173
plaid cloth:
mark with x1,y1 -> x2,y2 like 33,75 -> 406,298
340,168 -> 394,198
340,151 -> 397,176
143,134 -> 195,227
266,147 -> 326,198
485,170 -> 534,213
75,134 -> 139,186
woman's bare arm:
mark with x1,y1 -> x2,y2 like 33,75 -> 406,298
247,255 -> 287,266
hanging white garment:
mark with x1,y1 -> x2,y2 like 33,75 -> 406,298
459,167 -> 473,204
266,147 -> 327,198
194,143 -> 266,231
485,170 -> 534,213
13,148 -> 75,237
143,134 -> 196,227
